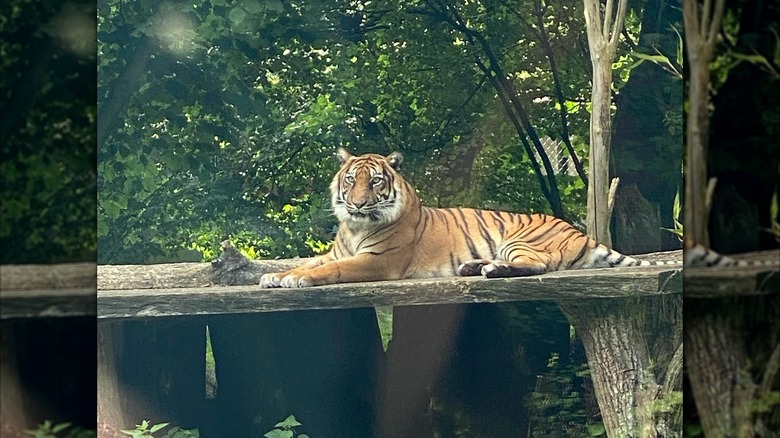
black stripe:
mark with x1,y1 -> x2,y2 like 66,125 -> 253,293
434,209 -> 450,233
489,210 -> 506,237
472,210 -> 497,257
361,232 -> 398,250
515,219 -> 547,240
416,209 -> 430,244
567,238 -> 589,268
523,220 -> 565,245
450,253 -> 458,275
448,209 -> 480,259
363,247 -> 400,255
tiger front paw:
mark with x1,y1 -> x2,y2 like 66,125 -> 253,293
260,272 -> 284,288
260,272 -> 314,288
279,273 -> 314,288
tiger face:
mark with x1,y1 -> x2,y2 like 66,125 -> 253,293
331,148 -> 405,229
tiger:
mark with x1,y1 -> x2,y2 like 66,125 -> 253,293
260,148 -> 678,288
683,238 -> 780,268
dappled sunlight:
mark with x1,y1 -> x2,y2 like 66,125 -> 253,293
50,3 -> 96,59
149,5 -> 196,57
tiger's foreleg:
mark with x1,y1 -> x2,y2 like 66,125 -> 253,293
260,253 -> 406,288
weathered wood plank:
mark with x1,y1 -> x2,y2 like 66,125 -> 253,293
683,267 -> 779,297
98,247 -> 683,291
1,288 -> 96,319
97,265 -> 682,319
0,263 -> 97,319
0,263 -> 96,290
683,249 -> 779,297
97,259 -> 304,290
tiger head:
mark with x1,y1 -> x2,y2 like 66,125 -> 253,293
331,148 -> 407,229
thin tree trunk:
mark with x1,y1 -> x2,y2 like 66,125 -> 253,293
582,0 -> 628,246
587,59 -> 615,245
683,0 -> 725,247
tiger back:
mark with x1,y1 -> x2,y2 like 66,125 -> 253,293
260,149 -> 669,288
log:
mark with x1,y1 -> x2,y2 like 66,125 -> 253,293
0,263 -> 96,290
98,265 -> 682,319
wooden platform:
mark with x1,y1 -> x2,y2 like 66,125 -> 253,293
97,264 -> 682,319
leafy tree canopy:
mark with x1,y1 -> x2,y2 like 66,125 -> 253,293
1,0 -> 97,264
97,0 -> 672,264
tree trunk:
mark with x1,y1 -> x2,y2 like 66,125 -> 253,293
582,0 -> 628,247
684,55 -> 712,247
685,296 -> 780,437
586,57 -> 615,246
610,0 -> 683,253
97,322 -> 126,436
560,297 -> 683,437
0,322 -> 28,437
683,0 -> 726,247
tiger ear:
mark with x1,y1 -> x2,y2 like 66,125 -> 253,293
386,151 -> 403,171
336,147 -> 352,166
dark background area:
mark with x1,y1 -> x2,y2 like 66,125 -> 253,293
1,0 -> 97,434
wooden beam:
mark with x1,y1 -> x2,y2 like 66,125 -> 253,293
683,249 -> 779,297
1,262 -> 96,290
0,263 -> 96,319
98,265 -> 682,319
684,267 -> 779,297
1,288 -> 96,319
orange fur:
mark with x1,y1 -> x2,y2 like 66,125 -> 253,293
260,149 -> 651,288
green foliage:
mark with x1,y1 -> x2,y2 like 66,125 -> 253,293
652,390 -> 683,414
24,421 -> 95,438
161,427 -> 200,438
526,354 -> 604,438
120,421 -> 199,438
761,189 -> 780,242
96,0 -> 635,263
662,188 -> 684,240
683,423 -> 704,437
375,306 -> 394,351
749,390 -> 780,414
264,415 -> 310,438
1,0 -> 97,263
205,325 -> 217,398
120,421 -> 170,437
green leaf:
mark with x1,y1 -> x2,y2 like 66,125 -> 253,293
52,422 -> 72,434
265,0 -> 284,12
244,0 -> 264,13
586,423 -> 606,436
263,430 -> 293,438
228,7 -> 247,25
150,423 -> 170,433
274,415 -> 302,428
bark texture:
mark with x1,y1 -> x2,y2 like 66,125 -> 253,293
685,296 -> 780,437
683,0 -> 726,247
582,0 -> 629,247
560,296 -> 682,437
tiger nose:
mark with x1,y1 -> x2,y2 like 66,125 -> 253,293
354,200 -> 367,209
